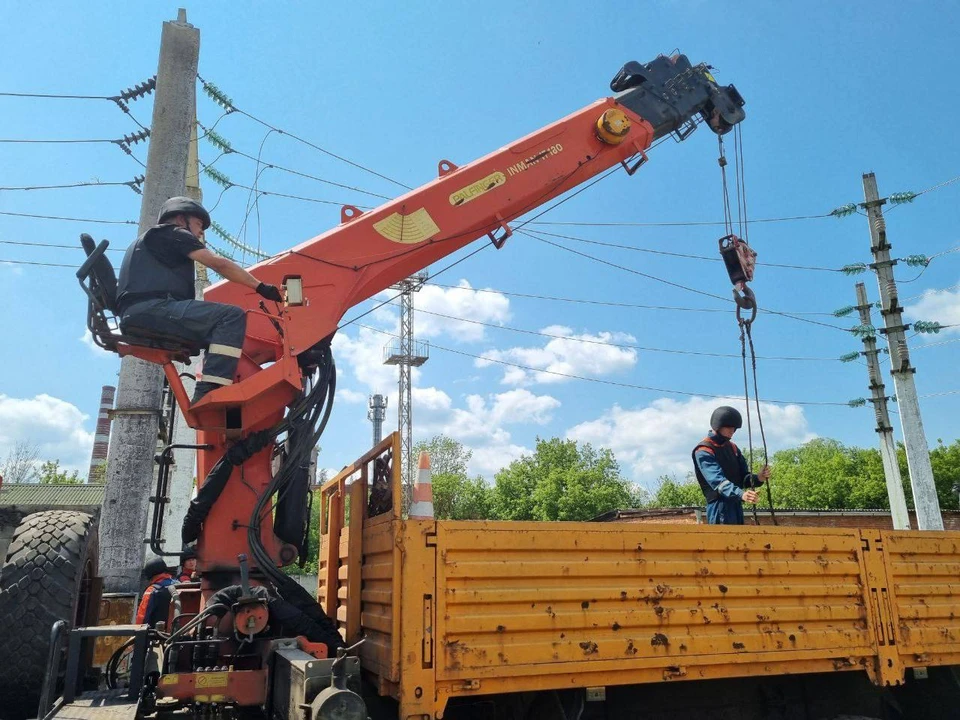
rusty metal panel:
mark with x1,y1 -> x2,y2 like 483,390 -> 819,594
882,530 -> 960,669
434,522 -> 875,701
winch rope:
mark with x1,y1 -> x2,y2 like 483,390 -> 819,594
718,130 -> 777,525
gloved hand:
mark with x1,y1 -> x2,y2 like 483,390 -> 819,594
256,282 -> 283,302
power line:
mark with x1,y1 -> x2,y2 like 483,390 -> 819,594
354,322 -> 851,406
916,173 -> 960,197
197,121 -> 392,201
0,177 -> 144,193
0,239 -> 123,252
526,214 -> 831,228
0,258 -> 76,268
198,75 -> 412,191
199,161 -> 365,208
0,137 -> 116,144
0,210 -> 136,225
414,307 -> 840,361
902,283 -> 960,302
0,91 -> 115,100
522,230 -> 850,332
523,227 -> 854,272
424,281 -> 839,317
920,389 -> 960,399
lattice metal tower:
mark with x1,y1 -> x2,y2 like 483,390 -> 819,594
383,272 -> 429,499
368,394 -> 388,446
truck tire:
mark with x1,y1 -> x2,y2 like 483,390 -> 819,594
0,510 -> 99,720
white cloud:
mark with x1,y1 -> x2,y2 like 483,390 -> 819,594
332,326 -> 409,394
336,388 -> 368,404
476,325 -> 638,385
567,396 -> 814,488
0,261 -> 24,276
0,394 -> 96,476
370,279 -> 511,343
418,389 -> 559,477
415,280 -> 510,342
904,282 -> 960,336
80,329 -> 117,359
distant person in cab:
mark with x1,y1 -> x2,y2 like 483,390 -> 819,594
114,197 -> 283,405
176,547 -> 198,583
692,406 -> 770,525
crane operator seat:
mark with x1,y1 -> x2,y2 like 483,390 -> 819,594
77,233 -> 204,361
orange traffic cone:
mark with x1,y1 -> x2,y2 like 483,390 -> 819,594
409,451 -> 434,520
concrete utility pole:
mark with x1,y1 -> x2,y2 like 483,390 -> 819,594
383,273 -> 429,501
854,282 -> 910,529
160,106 -> 207,556
100,10 -> 200,591
862,172 -> 943,530
368,394 -> 388,446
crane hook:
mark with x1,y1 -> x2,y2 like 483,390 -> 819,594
734,284 -> 757,326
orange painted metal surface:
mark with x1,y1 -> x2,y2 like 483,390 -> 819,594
156,669 -> 268,704
125,96 -> 656,578
320,440 -> 960,719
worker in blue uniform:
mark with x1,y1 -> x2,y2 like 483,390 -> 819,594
115,197 -> 283,405
692,406 -> 770,525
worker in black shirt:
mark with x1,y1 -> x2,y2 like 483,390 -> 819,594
115,197 -> 282,404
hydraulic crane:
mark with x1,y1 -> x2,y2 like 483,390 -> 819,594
17,52 -> 744,719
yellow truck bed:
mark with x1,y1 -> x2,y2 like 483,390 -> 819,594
317,435 -> 960,719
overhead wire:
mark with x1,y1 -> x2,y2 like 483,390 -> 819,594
196,121 -> 392,201
423,281 -> 840,317
522,227 -> 855,272
198,74 -> 412,191
0,178 -> 143,192
414,307 -> 842,361
522,230 -> 851,332
354,322 -> 852,407
0,210 -> 136,224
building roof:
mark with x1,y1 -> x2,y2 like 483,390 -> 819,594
592,506 -> 957,522
0,483 -> 105,508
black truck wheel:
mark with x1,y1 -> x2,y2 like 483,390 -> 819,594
0,510 -> 98,720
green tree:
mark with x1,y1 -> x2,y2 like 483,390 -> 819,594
652,474 -> 703,507
413,435 -> 492,520
37,460 -> 82,485
929,439 -> 960,510
491,438 -> 638,521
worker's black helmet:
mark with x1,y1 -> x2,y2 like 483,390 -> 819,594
142,556 -> 170,580
710,406 -> 742,431
158,196 -> 211,229
180,546 -> 197,561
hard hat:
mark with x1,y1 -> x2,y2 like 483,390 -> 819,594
142,556 -> 170,580
180,546 -> 197,561
710,406 -> 742,431
158,196 -> 211,229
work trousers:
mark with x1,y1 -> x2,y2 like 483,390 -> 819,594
121,297 -> 247,389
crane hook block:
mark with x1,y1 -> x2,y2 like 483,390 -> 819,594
718,234 -> 756,288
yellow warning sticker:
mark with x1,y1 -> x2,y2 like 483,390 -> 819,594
373,209 -> 440,244
196,671 -> 229,688
161,674 -> 179,686
449,172 -> 506,206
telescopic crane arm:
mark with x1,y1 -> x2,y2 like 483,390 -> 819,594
120,53 -> 744,575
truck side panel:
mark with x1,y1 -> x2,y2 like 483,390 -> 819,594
883,530 -> 960,669
433,522 -> 878,705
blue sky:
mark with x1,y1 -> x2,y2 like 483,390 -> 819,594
1,2 -> 958,488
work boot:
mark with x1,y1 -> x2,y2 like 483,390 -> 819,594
191,381 -> 220,406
